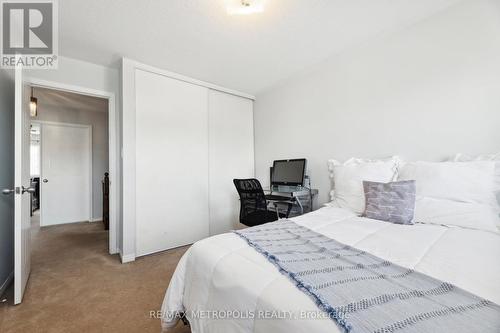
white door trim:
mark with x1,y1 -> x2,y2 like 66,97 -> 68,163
25,78 -> 119,255
32,120 -> 93,227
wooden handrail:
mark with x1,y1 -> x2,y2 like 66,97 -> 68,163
102,172 -> 109,230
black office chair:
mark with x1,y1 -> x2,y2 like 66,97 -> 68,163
233,178 -> 293,227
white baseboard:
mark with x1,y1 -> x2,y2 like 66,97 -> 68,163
89,217 -> 103,222
0,271 -> 13,298
120,252 -> 135,264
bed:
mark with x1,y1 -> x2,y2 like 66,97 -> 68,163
160,206 -> 500,332
160,157 -> 500,332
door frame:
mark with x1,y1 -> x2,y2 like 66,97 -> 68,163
32,120 -> 93,227
25,78 -> 119,255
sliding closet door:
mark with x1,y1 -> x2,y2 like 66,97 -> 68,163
135,69 -> 209,256
209,90 -> 254,235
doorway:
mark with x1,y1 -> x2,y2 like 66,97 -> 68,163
26,80 -> 118,255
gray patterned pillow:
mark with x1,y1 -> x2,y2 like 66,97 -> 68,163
363,180 -> 416,224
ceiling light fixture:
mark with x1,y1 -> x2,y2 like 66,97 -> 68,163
226,0 -> 265,15
30,87 -> 38,117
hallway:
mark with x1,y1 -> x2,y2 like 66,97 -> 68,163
0,216 -> 190,332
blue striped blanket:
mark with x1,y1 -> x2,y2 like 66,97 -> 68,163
233,220 -> 500,333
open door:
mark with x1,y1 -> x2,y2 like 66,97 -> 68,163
13,65 -> 32,304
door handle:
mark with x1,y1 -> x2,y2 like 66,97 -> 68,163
42,179 -> 48,183
22,186 -> 36,194
2,188 -> 14,195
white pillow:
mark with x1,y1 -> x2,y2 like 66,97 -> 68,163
451,153 -> 500,227
327,157 -> 400,215
414,197 -> 498,232
452,153 -> 500,207
398,161 -> 497,208
453,152 -> 500,162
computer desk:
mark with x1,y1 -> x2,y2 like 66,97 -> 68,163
264,185 -> 319,215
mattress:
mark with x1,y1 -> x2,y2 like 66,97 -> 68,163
161,206 -> 500,333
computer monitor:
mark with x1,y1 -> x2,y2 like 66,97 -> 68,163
271,159 -> 307,186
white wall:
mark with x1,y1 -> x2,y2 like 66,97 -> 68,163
0,69 -> 15,295
26,57 -> 119,95
254,0 -> 500,206
25,56 -> 122,253
34,106 -> 108,220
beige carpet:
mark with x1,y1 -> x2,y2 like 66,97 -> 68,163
0,214 -> 191,333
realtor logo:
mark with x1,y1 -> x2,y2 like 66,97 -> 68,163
1,0 -> 58,68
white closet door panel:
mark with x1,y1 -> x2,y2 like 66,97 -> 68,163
209,90 -> 254,235
135,69 -> 209,256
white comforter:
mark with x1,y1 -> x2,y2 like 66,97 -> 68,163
161,207 -> 500,333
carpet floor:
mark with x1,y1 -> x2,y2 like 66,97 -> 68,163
0,214 -> 191,333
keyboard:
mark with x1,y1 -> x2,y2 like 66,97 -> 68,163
265,194 -> 295,202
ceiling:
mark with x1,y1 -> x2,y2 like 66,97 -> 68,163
59,0 -> 463,94
34,87 -> 108,113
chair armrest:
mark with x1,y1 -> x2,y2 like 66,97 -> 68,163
272,201 -> 294,219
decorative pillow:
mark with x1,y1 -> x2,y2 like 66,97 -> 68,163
363,180 -> 416,224
327,157 -> 400,215
398,161 -> 497,208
